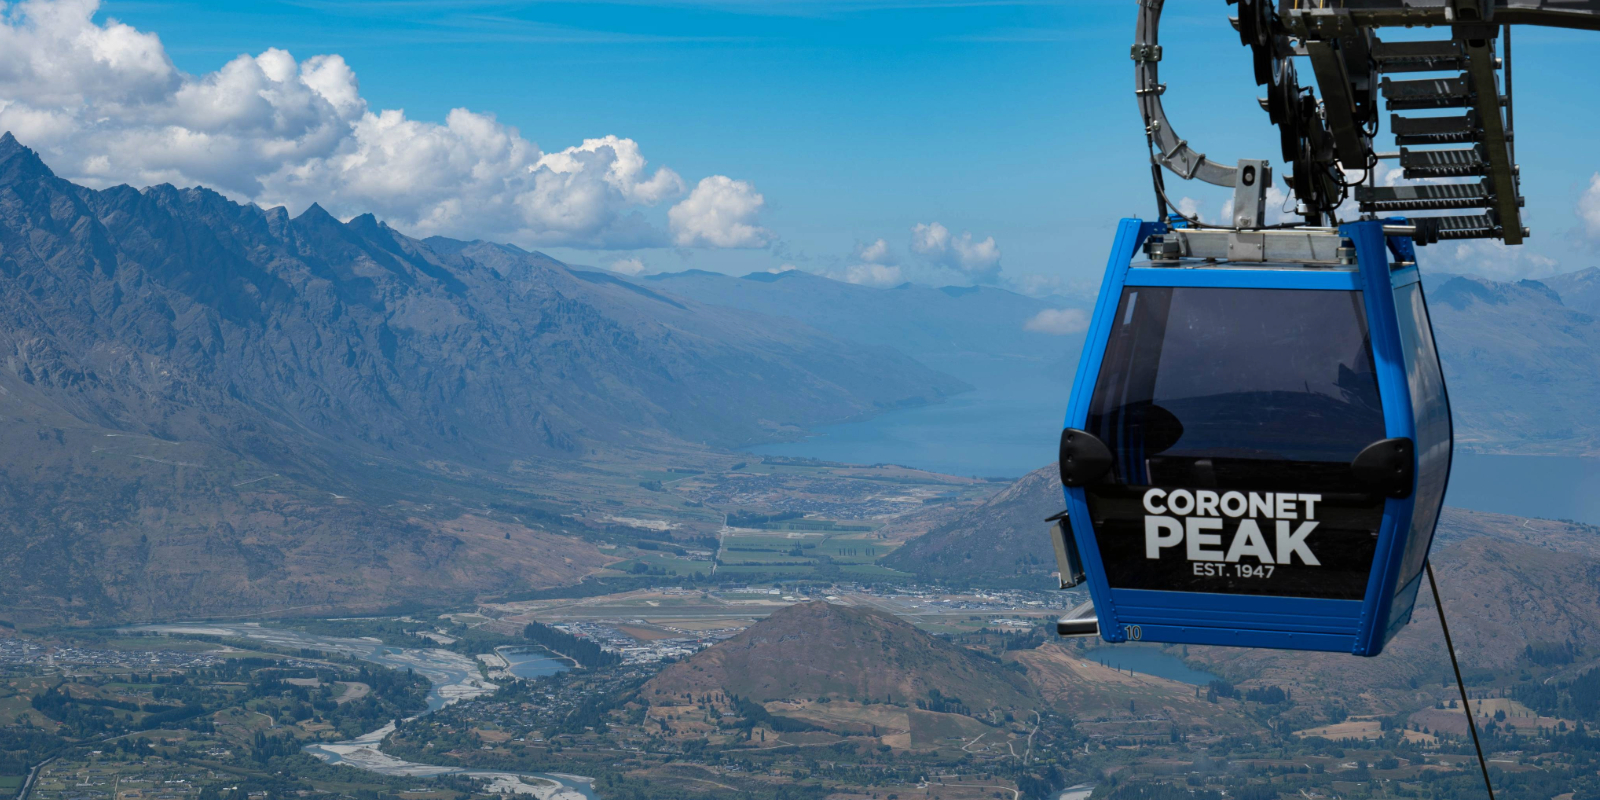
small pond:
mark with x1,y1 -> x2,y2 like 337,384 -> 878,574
1080,645 -> 1218,686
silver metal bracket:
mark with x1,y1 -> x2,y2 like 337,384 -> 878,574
1130,43 -> 1163,62
1135,0 -> 1249,188
1143,233 -> 1182,262
1159,227 -> 1347,264
1226,231 -> 1267,261
1231,159 -> 1272,228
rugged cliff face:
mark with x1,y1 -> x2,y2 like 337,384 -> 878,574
0,132 -> 962,465
0,133 -> 965,624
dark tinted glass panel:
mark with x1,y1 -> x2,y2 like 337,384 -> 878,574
1391,281 -> 1452,598
1082,286 -> 1388,600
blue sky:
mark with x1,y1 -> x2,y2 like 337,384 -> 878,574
83,0 -> 1600,291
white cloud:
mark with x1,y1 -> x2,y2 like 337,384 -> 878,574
536,135 -> 684,205
1579,173 -> 1600,239
1443,239 -> 1559,281
909,221 -> 1001,282
769,263 -> 797,274
0,0 -> 759,250
840,264 -> 903,287
609,257 -> 648,275
854,237 -> 897,265
1024,308 -> 1089,335
668,175 -> 774,248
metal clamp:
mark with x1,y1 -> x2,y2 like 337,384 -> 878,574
1130,43 -> 1163,62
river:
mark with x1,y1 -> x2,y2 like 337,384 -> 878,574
130,623 -> 596,800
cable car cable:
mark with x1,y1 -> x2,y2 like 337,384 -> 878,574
1426,560 -> 1496,800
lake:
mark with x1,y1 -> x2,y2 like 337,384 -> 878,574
750,353 -> 1072,479
497,646 -> 572,680
751,354 -> 1600,525
1081,646 -> 1218,686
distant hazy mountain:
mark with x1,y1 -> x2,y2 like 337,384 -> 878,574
0,134 -> 961,464
1426,274 -> 1600,454
0,133 -> 964,623
1542,266 -> 1600,315
647,264 -> 1600,460
642,268 -> 1089,362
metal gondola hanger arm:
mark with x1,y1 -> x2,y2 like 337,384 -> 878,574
1135,0 -> 1242,188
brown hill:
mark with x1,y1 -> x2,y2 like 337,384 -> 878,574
640,601 -> 1038,713
879,464 -> 1061,586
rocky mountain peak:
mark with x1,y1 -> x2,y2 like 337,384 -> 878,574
0,131 -> 57,184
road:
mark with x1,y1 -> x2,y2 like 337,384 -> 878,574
17,756 -> 55,800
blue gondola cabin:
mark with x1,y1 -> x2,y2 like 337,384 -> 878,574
1054,218 -> 1452,656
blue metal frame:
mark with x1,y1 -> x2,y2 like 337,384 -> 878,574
1061,219 -> 1434,656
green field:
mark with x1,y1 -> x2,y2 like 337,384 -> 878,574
611,551 -> 714,577
710,528 -> 910,583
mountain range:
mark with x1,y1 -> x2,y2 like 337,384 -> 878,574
0,134 -> 967,624
0,131 -> 963,465
1424,272 -> 1600,454
646,259 -> 1600,458
7,118 -> 1600,625
641,268 -> 1088,366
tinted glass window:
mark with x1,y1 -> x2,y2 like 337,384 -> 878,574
1086,286 -> 1386,486
1081,286 -> 1389,599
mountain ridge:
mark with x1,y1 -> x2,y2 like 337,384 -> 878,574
0,133 -> 966,624
0,132 -> 966,464
640,266 -> 1089,364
